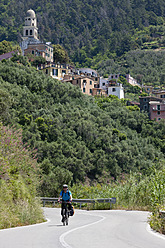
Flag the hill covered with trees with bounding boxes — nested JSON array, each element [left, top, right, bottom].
[[1, 0, 165, 85], [0, 60, 165, 197]]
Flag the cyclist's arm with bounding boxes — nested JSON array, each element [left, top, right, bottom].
[[70, 193, 72, 201], [58, 191, 62, 202]]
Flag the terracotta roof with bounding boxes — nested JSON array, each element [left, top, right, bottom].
[[0, 51, 16, 61]]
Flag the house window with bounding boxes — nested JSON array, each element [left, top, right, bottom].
[[26, 30, 28, 36], [30, 30, 33, 35], [28, 18, 31, 20], [83, 80, 86, 83], [52, 69, 58, 76], [115, 75, 118, 78], [46, 69, 48, 74], [144, 105, 147, 110], [83, 88, 85, 93], [112, 88, 116, 92], [157, 111, 160, 115], [77, 80, 79, 84], [158, 117, 161, 121], [90, 81, 92, 85], [32, 50, 34, 54], [90, 89, 92, 94], [32, 23, 34, 26], [102, 83, 105, 86], [95, 78, 97, 81], [62, 70, 66, 74], [111, 76, 113, 79], [157, 105, 160, 110], [143, 98, 147, 102]]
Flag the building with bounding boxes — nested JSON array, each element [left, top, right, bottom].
[[152, 90, 165, 99], [63, 75, 95, 96], [108, 74, 140, 87], [0, 51, 17, 61], [39, 63, 70, 80], [127, 101, 140, 107], [139, 96, 164, 113], [75, 68, 100, 88], [107, 84, 124, 99], [99, 77, 109, 90], [20, 9, 53, 62], [149, 101, 165, 121], [92, 88, 107, 96]]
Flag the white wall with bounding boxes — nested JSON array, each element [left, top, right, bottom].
[[100, 77, 108, 90], [108, 85, 124, 99]]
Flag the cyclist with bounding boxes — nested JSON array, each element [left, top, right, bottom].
[[58, 184, 72, 222]]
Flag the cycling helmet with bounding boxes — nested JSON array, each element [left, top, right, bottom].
[[63, 184, 68, 188]]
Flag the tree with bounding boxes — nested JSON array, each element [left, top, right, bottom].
[[31, 56, 46, 67], [53, 44, 69, 64], [0, 40, 21, 55]]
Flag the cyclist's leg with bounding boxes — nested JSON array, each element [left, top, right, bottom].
[[61, 202, 64, 222]]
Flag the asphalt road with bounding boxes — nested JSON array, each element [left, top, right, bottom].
[[0, 208, 165, 248]]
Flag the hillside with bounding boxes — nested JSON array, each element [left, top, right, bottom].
[[97, 49, 165, 86], [0, 123, 44, 229], [1, 0, 165, 63], [0, 60, 165, 196]]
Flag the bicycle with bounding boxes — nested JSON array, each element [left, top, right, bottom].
[[60, 201, 71, 226]]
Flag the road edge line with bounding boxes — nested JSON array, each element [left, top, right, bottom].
[[146, 223, 165, 240], [0, 218, 50, 232]]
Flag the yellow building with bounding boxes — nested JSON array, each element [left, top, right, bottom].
[[40, 63, 70, 80]]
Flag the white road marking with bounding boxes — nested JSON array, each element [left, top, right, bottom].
[[0, 218, 50, 232], [59, 212, 106, 248], [146, 223, 165, 241]]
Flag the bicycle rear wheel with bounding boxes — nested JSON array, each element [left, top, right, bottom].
[[65, 209, 69, 225], [62, 208, 66, 226]]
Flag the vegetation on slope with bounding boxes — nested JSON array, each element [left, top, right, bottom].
[[0, 0, 165, 60], [0, 60, 165, 197], [0, 124, 44, 229]]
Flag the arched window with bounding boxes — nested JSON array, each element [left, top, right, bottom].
[[30, 30, 33, 35], [26, 30, 28, 36]]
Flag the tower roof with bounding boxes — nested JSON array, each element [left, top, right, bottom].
[[26, 9, 36, 19]]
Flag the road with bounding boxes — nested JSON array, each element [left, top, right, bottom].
[[0, 208, 165, 248]]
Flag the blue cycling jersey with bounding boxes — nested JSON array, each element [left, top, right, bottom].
[[60, 190, 72, 201]]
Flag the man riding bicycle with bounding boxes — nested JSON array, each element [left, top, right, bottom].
[[58, 184, 72, 222]]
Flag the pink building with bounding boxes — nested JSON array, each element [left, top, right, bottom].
[[149, 101, 165, 121]]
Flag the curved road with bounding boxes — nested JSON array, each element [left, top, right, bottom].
[[0, 208, 165, 248]]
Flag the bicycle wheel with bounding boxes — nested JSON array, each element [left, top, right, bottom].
[[65, 209, 68, 225], [62, 208, 65, 226]]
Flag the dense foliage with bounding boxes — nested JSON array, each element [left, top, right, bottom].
[[0, 60, 165, 197], [71, 169, 165, 233], [0, 0, 165, 61], [0, 124, 44, 229], [97, 49, 165, 86], [1, 1, 165, 85]]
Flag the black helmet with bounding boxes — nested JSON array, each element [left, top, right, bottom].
[[63, 184, 68, 188]]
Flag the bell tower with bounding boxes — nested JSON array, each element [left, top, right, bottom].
[[23, 9, 38, 40]]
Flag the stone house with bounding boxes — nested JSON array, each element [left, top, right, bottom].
[[149, 101, 165, 121], [63, 76, 95, 96]]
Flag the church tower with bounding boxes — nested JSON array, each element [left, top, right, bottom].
[[23, 9, 38, 40]]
